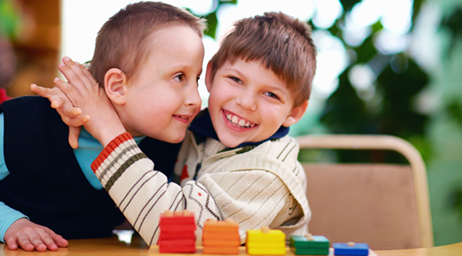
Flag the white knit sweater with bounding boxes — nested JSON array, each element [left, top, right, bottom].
[[91, 132, 311, 246]]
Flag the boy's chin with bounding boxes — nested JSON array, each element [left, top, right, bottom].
[[218, 137, 242, 148], [162, 133, 187, 144]]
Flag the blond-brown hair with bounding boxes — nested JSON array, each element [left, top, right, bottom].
[[90, 1, 206, 86], [209, 12, 316, 107]]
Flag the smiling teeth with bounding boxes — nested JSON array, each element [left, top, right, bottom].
[[226, 114, 255, 128]]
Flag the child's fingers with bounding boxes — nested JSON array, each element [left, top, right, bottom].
[[68, 126, 81, 149], [48, 231, 68, 248], [31, 84, 71, 110], [62, 57, 97, 91], [27, 235, 47, 252], [76, 61, 99, 86], [60, 101, 81, 117], [15, 235, 35, 252], [30, 83, 50, 96], [37, 231, 59, 251], [53, 78, 77, 97], [5, 236, 19, 250], [31, 84, 62, 107], [52, 234, 68, 248], [58, 61, 84, 93]]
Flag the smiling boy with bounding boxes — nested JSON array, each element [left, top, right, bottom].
[[35, 11, 316, 245]]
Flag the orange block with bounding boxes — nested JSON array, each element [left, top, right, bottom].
[[204, 219, 239, 232], [203, 232, 240, 241], [203, 239, 240, 247], [203, 219, 240, 255], [203, 246, 240, 255]]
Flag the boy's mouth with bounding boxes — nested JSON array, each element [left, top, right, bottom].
[[173, 114, 191, 123], [224, 111, 256, 128]]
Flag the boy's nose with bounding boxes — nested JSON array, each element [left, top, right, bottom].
[[235, 92, 257, 111], [185, 85, 201, 107]]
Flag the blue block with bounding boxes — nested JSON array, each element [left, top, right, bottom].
[[333, 243, 369, 256]]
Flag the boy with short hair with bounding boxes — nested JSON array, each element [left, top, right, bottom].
[[37, 11, 316, 246], [1, 2, 205, 251]]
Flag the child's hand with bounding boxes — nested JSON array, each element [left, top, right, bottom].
[[31, 84, 89, 149], [53, 57, 126, 147], [4, 218, 68, 252]]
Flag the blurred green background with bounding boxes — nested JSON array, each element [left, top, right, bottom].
[[2, 0, 462, 246]]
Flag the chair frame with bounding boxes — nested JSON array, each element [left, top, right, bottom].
[[297, 134, 433, 248]]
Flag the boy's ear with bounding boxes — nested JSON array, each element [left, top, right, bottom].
[[205, 61, 213, 92], [282, 100, 309, 127], [104, 68, 128, 105]]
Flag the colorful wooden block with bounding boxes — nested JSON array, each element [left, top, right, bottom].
[[293, 248, 330, 255], [158, 239, 196, 253], [246, 227, 286, 255], [290, 234, 330, 255], [159, 210, 196, 226], [333, 242, 369, 256], [203, 219, 240, 255], [202, 246, 240, 254], [158, 210, 196, 253]]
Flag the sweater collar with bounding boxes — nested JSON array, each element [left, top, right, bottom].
[[188, 109, 289, 148]]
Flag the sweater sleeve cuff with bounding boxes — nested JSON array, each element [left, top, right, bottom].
[[91, 132, 134, 172]]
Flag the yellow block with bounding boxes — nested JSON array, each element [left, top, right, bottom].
[[246, 229, 286, 243]]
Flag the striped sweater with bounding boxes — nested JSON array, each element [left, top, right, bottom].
[[92, 132, 311, 245]]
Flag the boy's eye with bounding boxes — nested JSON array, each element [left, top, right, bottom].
[[228, 76, 242, 84], [265, 92, 280, 100], [174, 73, 185, 82]]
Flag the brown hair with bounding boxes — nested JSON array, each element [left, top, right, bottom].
[[90, 1, 206, 86], [209, 12, 316, 107]]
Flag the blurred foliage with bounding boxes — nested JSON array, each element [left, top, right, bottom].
[[318, 0, 431, 164], [188, 0, 237, 40], [439, 5, 462, 220], [439, 5, 462, 143], [440, 7, 462, 57], [0, 0, 22, 39]]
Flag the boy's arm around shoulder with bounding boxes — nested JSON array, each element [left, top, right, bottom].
[[90, 133, 223, 246]]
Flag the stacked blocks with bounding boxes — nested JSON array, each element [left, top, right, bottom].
[[290, 234, 330, 255], [246, 226, 286, 255], [333, 242, 369, 256], [158, 210, 196, 253], [202, 219, 240, 254]]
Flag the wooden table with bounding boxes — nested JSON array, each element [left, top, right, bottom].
[[1, 235, 461, 256]]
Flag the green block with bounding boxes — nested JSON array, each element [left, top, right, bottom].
[[290, 247, 330, 255], [289, 235, 330, 249]]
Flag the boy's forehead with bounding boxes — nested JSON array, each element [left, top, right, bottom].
[[146, 25, 204, 51]]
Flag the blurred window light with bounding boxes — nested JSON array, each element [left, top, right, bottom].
[[216, 0, 316, 41], [374, 30, 411, 55], [312, 30, 349, 98], [381, 0, 412, 34], [239, 0, 316, 21], [342, 0, 413, 48], [312, 0, 343, 29], [348, 64, 376, 91], [166, 0, 214, 15], [343, 13, 372, 47], [350, 0, 383, 27]]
